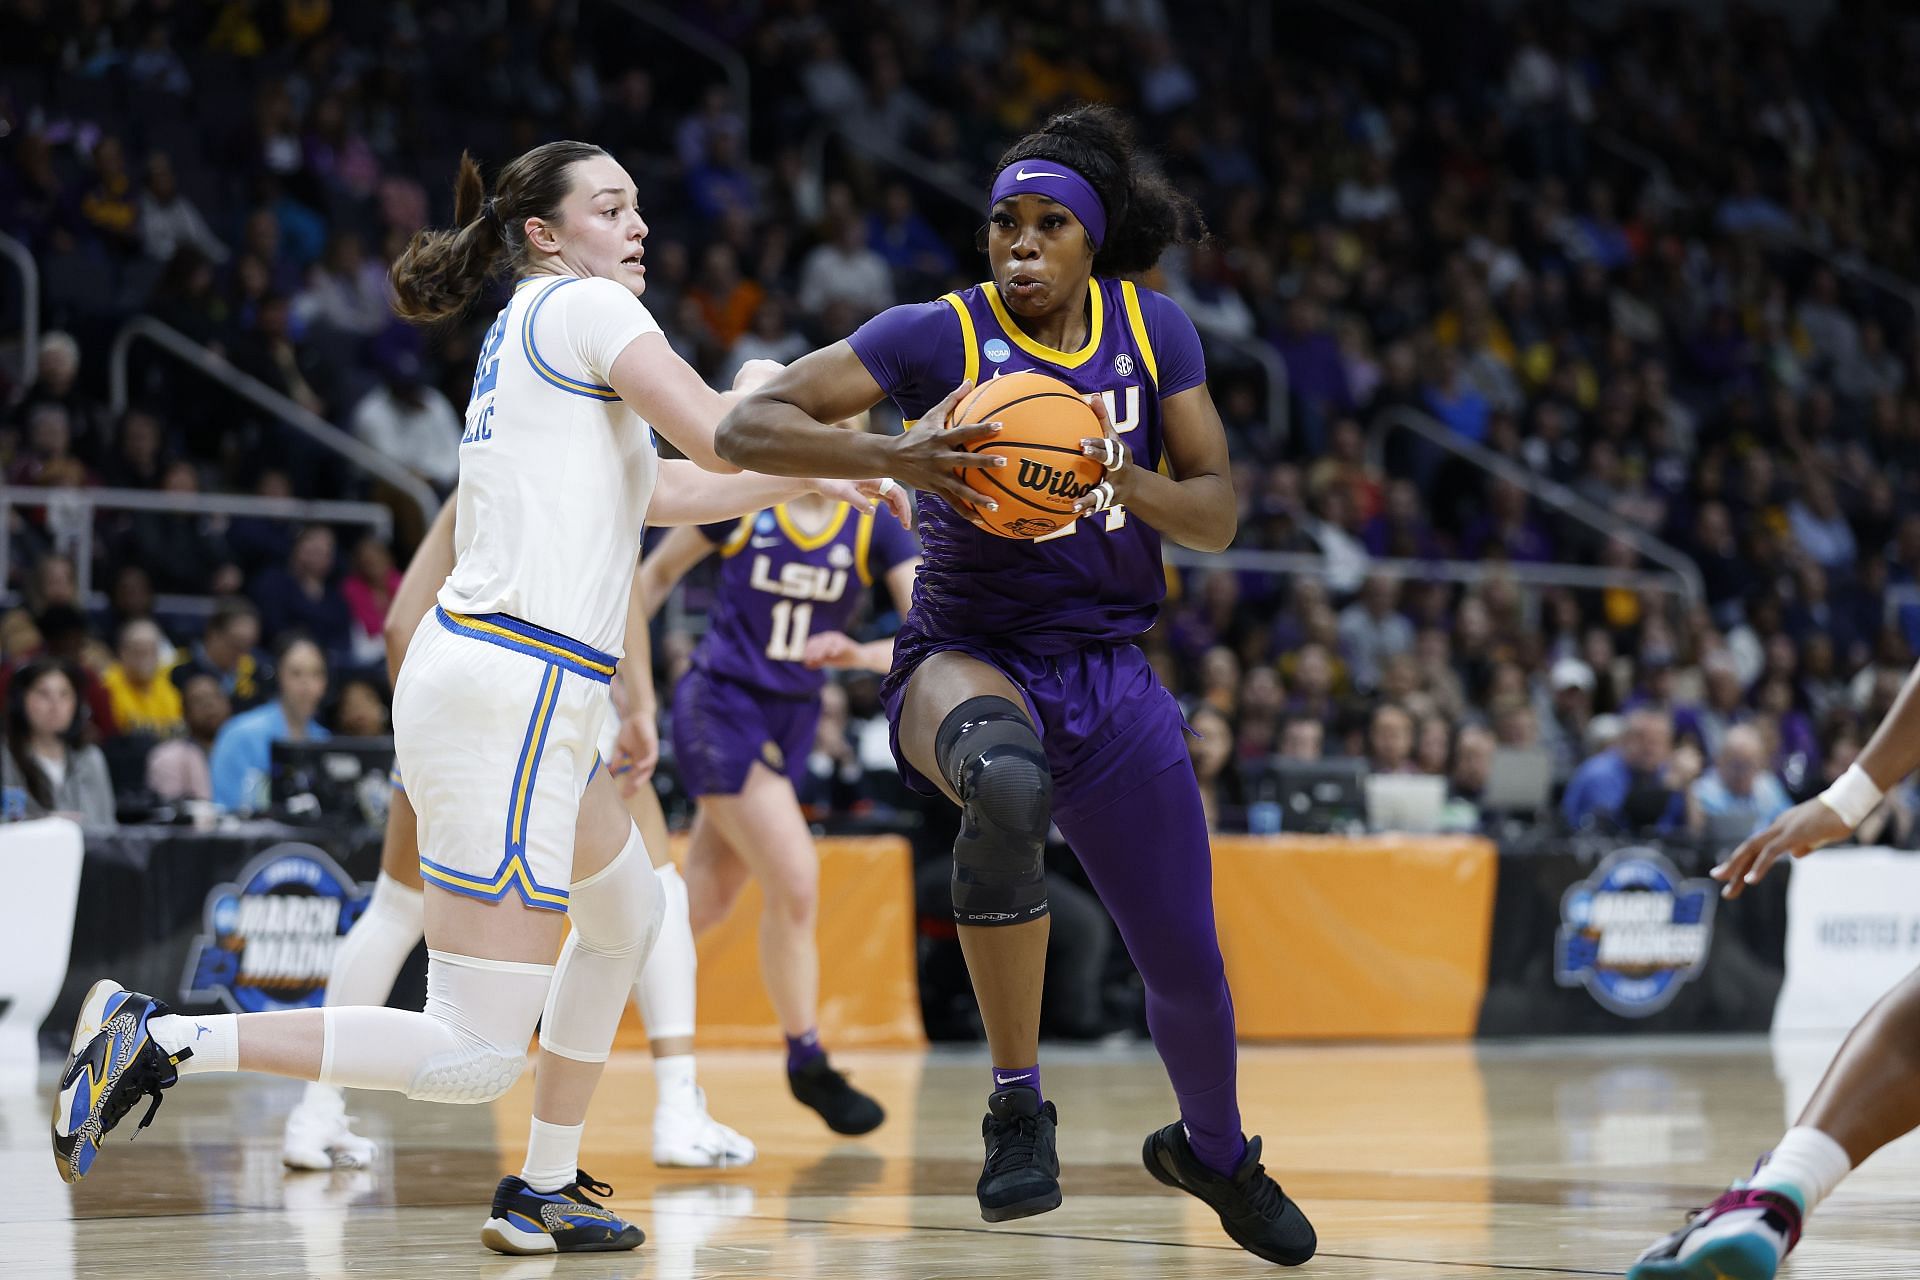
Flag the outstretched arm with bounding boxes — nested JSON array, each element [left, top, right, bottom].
[[647, 459, 910, 528], [1714, 659, 1920, 898], [715, 342, 1006, 513], [383, 496, 459, 683]]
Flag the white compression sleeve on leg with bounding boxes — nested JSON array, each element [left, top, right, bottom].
[[325, 873, 425, 1007], [540, 826, 665, 1063], [319, 950, 551, 1103], [634, 863, 697, 1042]]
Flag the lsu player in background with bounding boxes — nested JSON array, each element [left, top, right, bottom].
[[53, 139, 939, 1255], [1630, 659, 1920, 1278], [712, 105, 1317, 1266], [281, 495, 752, 1174], [637, 419, 919, 1135]]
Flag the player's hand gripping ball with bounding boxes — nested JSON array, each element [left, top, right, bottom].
[[948, 370, 1106, 539]]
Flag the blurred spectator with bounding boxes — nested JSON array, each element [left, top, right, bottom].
[[209, 635, 329, 813], [139, 152, 227, 264], [798, 214, 893, 319], [30, 605, 119, 738], [721, 297, 810, 387], [1686, 724, 1791, 843], [101, 620, 183, 738], [1, 659, 115, 826], [147, 671, 231, 803], [333, 676, 390, 736], [252, 526, 353, 660], [294, 234, 391, 337], [1561, 708, 1695, 833], [1786, 476, 1857, 572], [1441, 723, 1497, 831], [351, 349, 461, 491], [1277, 714, 1324, 763], [1336, 574, 1412, 693], [172, 598, 273, 711], [341, 535, 402, 670], [1186, 703, 1239, 832], [1367, 702, 1416, 775]]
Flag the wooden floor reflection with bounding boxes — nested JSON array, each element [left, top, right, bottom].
[[8, 1037, 1920, 1277]]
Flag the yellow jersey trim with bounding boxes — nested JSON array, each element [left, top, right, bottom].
[[1120, 281, 1160, 387], [939, 292, 979, 388], [718, 516, 754, 558], [855, 511, 877, 586], [982, 279, 1105, 370], [775, 502, 850, 552], [441, 611, 617, 677]]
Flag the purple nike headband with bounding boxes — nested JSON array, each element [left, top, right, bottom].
[[988, 161, 1107, 250]]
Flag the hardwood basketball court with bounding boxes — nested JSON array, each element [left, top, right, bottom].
[[7, 1038, 1920, 1277]]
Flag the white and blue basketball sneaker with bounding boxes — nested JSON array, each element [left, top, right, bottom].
[[1628, 1185, 1802, 1279], [51, 980, 192, 1183], [480, 1169, 644, 1255]]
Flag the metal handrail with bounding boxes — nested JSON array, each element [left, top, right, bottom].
[[1367, 406, 1705, 603], [1164, 545, 1693, 598], [0, 231, 40, 407], [0, 486, 393, 601], [802, 122, 1289, 443], [106, 317, 438, 532], [594, 0, 751, 158]]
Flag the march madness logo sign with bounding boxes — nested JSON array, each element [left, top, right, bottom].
[[181, 844, 369, 1013], [1554, 847, 1717, 1017]]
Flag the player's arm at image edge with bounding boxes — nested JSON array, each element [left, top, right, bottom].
[[714, 342, 896, 479]]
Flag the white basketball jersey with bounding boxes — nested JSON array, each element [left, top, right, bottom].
[[438, 274, 661, 656]]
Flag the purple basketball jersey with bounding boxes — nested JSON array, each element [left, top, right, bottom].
[[691, 502, 918, 699], [848, 277, 1207, 655]]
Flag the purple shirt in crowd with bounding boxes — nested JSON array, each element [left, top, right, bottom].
[[692, 502, 918, 699], [848, 277, 1206, 654]]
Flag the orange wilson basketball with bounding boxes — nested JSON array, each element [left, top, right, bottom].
[[949, 370, 1104, 539]]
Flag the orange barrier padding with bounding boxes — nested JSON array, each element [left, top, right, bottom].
[[616, 835, 925, 1051], [1212, 835, 1498, 1039]]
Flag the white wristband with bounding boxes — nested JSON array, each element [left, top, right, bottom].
[[1818, 763, 1884, 829]]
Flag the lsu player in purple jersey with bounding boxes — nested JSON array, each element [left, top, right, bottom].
[[712, 106, 1316, 1265], [637, 420, 920, 1135]]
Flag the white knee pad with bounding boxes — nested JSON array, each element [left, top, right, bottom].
[[635, 862, 697, 1041], [540, 826, 665, 1063], [362, 948, 552, 1105]]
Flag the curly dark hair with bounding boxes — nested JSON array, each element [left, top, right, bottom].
[[993, 103, 1206, 276]]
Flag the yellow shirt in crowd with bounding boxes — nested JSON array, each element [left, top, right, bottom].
[[101, 664, 184, 737]]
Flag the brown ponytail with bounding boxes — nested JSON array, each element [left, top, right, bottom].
[[390, 140, 611, 326]]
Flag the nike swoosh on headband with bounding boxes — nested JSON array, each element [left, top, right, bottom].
[[1014, 168, 1067, 181]]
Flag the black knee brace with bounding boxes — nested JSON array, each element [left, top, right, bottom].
[[936, 696, 1052, 927]]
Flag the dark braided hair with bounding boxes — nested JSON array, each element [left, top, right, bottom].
[[993, 104, 1205, 277], [390, 140, 609, 324]]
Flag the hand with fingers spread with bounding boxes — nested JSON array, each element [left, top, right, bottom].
[[1072, 390, 1128, 518], [1711, 797, 1855, 899], [880, 380, 1007, 521]]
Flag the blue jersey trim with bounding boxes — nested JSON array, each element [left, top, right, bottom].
[[435, 607, 616, 683], [522, 278, 621, 402]]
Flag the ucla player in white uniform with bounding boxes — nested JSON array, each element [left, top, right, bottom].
[[52, 140, 926, 1255]]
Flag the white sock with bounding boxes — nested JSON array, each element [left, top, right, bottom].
[[1750, 1126, 1853, 1213], [634, 864, 697, 1041], [1679, 1126, 1851, 1264], [520, 1117, 584, 1193], [298, 1080, 345, 1115], [654, 1053, 698, 1110], [149, 1013, 239, 1075]]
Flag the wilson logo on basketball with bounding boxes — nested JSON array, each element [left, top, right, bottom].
[[1016, 458, 1093, 500]]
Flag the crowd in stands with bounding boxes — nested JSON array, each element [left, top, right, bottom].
[[0, 1, 1917, 847]]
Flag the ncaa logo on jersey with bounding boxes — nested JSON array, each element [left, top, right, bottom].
[[755, 512, 776, 534], [829, 544, 853, 568], [1114, 353, 1135, 377], [984, 338, 1011, 364]]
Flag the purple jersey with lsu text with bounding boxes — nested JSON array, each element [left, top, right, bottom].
[[690, 502, 918, 699], [848, 277, 1206, 655]]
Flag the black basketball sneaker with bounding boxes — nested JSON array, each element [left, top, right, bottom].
[[978, 1087, 1062, 1222], [1143, 1122, 1317, 1266], [788, 1055, 885, 1135]]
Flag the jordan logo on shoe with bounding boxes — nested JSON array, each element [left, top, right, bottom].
[[194, 1024, 211, 1040]]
